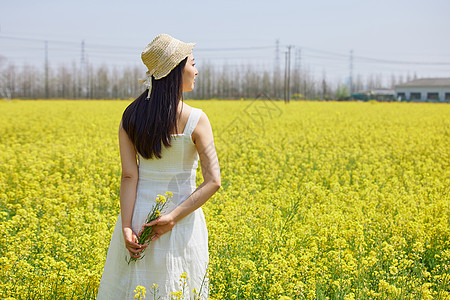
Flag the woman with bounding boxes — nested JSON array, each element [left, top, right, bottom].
[[97, 34, 221, 299]]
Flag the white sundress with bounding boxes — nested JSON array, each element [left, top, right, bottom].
[[97, 107, 209, 299]]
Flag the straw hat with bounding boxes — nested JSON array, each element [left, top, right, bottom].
[[141, 33, 195, 77], [139, 34, 195, 98]]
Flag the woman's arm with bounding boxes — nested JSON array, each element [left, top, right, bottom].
[[143, 112, 221, 240], [172, 111, 221, 220], [118, 121, 147, 258]]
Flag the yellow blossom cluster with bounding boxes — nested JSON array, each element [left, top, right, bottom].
[[0, 99, 448, 299], [156, 194, 167, 204], [134, 285, 146, 299]]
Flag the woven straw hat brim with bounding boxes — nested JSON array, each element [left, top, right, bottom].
[[141, 34, 195, 80], [153, 42, 195, 79]]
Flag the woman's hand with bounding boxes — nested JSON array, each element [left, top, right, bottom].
[[139, 214, 176, 242], [123, 226, 147, 259]]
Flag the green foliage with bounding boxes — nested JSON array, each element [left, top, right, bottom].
[[336, 84, 350, 100]]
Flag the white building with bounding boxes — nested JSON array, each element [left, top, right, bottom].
[[395, 78, 450, 102]]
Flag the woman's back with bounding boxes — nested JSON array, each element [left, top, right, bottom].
[[136, 107, 203, 211], [138, 106, 202, 174]]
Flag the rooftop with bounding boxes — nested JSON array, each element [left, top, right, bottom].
[[395, 78, 450, 88], [354, 89, 395, 95]]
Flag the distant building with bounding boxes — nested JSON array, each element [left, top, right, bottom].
[[395, 78, 450, 102], [351, 89, 395, 101]]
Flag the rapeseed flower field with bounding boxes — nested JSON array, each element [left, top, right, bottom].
[[0, 99, 449, 299]]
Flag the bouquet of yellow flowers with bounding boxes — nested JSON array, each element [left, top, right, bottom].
[[127, 191, 173, 264]]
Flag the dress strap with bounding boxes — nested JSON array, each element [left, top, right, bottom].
[[183, 108, 203, 136]]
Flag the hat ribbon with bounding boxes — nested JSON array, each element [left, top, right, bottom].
[[138, 71, 154, 99]]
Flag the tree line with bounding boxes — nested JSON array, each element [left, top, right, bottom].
[[0, 57, 416, 100]]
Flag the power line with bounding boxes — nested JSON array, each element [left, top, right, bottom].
[[301, 46, 349, 58], [300, 45, 450, 66], [2, 34, 450, 65], [0, 35, 79, 45], [355, 55, 450, 66], [195, 46, 275, 52]]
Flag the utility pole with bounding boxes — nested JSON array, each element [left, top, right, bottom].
[[284, 45, 293, 103], [349, 49, 353, 96], [295, 48, 301, 71], [275, 39, 280, 69], [294, 48, 301, 95], [45, 41, 49, 99], [274, 39, 280, 99], [287, 46, 292, 103], [284, 51, 288, 103], [80, 40, 85, 99]]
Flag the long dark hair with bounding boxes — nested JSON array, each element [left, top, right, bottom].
[[122, 57, 187, 159]]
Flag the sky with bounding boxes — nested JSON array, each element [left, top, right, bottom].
[[1, 0, 450, 85]]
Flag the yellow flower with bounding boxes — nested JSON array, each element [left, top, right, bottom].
[[165, 191, 173, 198], [169, 290, 183, 300], [133, 285, 146, 299], [389, 265, 398, 276], [155, 210, 161, 217], [156, 195, 166, 203]]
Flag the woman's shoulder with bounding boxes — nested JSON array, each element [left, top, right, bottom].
[[182, 103, 202, 112], [186, 105, 206, 122], [182, 104, 204, 121], [191, 108, 212, 144]]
